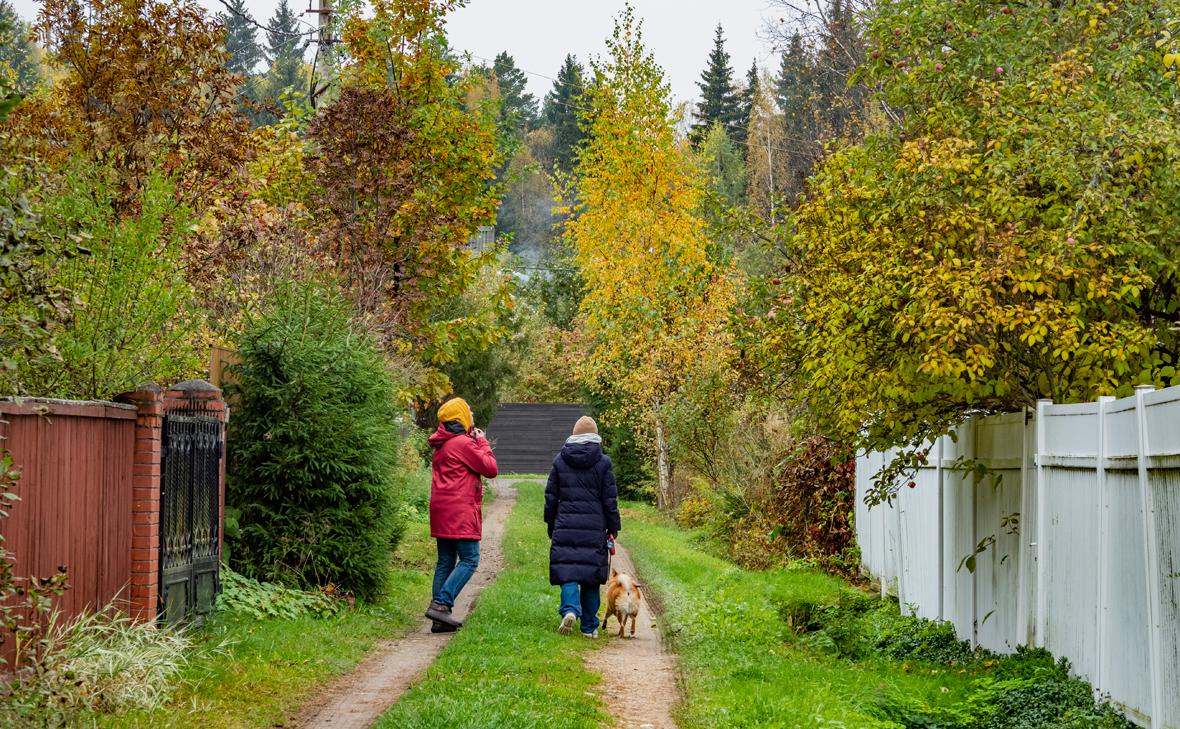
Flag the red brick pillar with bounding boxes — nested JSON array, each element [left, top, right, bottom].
[[118, 384, 164, 621]]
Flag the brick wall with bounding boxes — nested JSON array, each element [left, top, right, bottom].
[[121, 384, 164, 620]]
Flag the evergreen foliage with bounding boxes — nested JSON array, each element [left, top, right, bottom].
[[226, 284, 403, 602], [690, 24, 741, 147], [0, 0, 38, 96], [492, 51, 538, 131], [776, 32, 819, 201], [542, 54, 586, 174], [254, 0, 306, 113], [218, 0, 262, 77], [813, 0, 864, 140], [733, 59, 758, 153]]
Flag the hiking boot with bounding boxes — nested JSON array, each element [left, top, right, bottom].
[[431, 620, 460, 634], [426, 601, 462, 629], [558, 612, 577, 635]]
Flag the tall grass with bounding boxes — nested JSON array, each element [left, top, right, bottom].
[[2, 607, 192, 726]]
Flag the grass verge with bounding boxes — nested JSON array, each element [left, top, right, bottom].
[[95, 476, 437, 729], [373, 480, 606, 729], [621, 502, 1132, 729]]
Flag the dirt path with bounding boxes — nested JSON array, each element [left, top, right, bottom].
[[291, 479, 517, 729], [586, 544, 680, 729]]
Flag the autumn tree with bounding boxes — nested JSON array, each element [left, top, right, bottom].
[[568, 6, 736, 509], [746, 71, 787, 223], [308, 0, 507, 403], [762, 0, 1180, 501], [18, 0, 247, 212], [543, 53, 586, 175], [690, 24, 741, 147], [699, 123, 745, 209]]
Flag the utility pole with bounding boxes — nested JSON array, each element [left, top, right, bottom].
[[307, 0, 330, 44], [305, 0, 333, 101]]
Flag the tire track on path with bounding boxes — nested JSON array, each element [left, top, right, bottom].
[[291, 479, 516, 729], [586, 544, 680, 729]]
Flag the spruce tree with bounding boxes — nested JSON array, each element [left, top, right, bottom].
[[218, 0, 262, 78], [734, 59, 758, 154], [690, 24, 741, 147], [264, 0, 305, 94], [0, 0, 38, 95], [777, 32, 819, 201], [815, 0, 865, 138], [492, 51, 538, 132], [227, 285, 402, 602], [542, 54, 586, 174]]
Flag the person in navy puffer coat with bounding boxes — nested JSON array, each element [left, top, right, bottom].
[[544, 415, 621, 638]]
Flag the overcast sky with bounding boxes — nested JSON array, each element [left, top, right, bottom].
[[9, 0, 786, 106]]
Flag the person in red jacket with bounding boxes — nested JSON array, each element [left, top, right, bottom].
[[424, 397, 498, 632]]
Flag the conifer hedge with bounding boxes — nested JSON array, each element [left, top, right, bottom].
[[226, 285, 401, 602]]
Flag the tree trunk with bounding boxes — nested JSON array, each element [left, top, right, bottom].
[[654, 415, 672, 511]]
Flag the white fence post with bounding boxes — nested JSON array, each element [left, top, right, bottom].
[[1015, 407, 1035, 647], [1034, 398, 1051, 648], [1135, 385, 1163, 729], [1095, 395, 1114, 696], [936, 435, 946, 621]]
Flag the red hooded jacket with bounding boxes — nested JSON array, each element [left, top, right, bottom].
[[427, 425, 499, 539]]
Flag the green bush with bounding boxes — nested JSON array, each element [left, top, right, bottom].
[[967, 647, 1135, 729], [782, 590, 1135, 729], [226, 284, 403, 602], [8, 162, 203, 399]]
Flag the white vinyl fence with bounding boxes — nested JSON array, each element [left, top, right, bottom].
[[856, 385, 1180, 728]]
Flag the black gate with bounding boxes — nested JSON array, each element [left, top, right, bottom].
[[159, 406, 223, 625]]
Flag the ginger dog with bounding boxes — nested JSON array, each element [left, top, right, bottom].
[[604, 568, 642, 638]]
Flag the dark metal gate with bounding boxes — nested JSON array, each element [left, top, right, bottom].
[[159, 407, 223, 625]]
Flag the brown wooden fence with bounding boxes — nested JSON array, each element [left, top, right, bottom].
[[0, 399, 136, 619], [0, 382, 227, 635]]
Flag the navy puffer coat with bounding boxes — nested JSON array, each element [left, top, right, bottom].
[[544, 440, 621, 586]]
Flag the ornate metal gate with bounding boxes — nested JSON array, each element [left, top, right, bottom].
[[159, 404, 223, 625]]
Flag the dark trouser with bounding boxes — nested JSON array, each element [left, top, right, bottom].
[[559, 582, 601, 634], [433, 538, 480, 607]]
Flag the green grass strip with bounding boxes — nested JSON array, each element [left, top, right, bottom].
[[374, 480, 607, 729], [621, 503, 984, 729], [100, 512, 436, 728]]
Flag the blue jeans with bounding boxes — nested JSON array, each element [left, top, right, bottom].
[[559, 582, 601, 634], [433, 538, 480, 607]]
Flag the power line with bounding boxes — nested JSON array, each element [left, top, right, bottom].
[[214, 0, 320, 41]]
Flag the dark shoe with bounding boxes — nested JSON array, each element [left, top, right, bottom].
[[426, 602, 462, 628], [431, 619, 460, 634]]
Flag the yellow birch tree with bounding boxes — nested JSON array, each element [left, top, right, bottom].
[[566, 6, 736, 509]]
